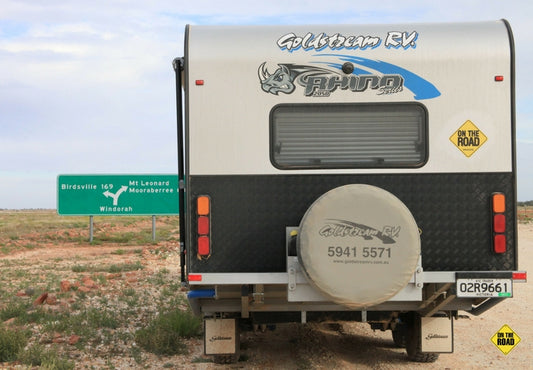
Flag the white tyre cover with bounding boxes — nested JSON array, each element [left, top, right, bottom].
[[297, 184, 420, 308]]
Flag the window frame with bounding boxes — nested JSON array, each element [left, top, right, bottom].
[[269, 102, 429, 170]]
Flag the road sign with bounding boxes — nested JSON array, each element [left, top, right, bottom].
[[491, 324, 521, 355], [58, 174, 179, 215]]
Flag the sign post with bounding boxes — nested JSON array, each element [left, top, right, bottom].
[[89, 216, 94, 243], [152, 215, 156, 241]]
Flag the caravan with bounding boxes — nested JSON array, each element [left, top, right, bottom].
[[173, 20, 526, 362]]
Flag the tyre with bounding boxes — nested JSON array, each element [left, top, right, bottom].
[[405, 312, 439, 363], [213, 353, 240, 364], [297, 184, 421, 308], [392, 322, 407, 348]]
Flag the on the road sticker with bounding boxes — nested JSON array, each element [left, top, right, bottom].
[[491, 324, 521, 355], [450, 120, 487, 157]]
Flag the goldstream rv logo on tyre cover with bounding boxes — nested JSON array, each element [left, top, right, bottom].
[[258, 30, 440, 100], [318, 219, 400, 244]]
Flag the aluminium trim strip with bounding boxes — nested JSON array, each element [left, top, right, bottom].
[[189, 271, 455, 285], [188, 271, 521, 285], [189, 273, 288, 285]]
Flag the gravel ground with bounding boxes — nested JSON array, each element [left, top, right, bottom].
[[1, 223, 531, 369], [193, 223, 532, 369]]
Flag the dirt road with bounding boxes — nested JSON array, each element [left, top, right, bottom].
[[191, 224, 532, 369]]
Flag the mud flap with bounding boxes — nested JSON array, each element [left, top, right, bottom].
[[420, 316, 453, 353], [204, 318, 239, 356]]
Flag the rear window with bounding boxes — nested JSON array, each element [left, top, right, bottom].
[[270, 103, 428, 169]]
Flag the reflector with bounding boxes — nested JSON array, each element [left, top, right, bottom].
[[188, 274, 202, 281], [512, 272, 527, 281]]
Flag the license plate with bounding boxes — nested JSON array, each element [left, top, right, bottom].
[[456, 279, 512, 298]]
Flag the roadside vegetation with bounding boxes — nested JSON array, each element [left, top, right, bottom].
[[0, 210, 202, 368], [0, 210, 178, 255], [517, 205, 533, 223]]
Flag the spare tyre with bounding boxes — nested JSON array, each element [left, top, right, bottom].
[[297, 184, 420, 308]]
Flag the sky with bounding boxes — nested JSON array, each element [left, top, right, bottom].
[[1, 0, 533, 209]]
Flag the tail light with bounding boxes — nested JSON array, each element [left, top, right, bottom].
[[197, 195, 211, 257], [491, 193, 506, 254]]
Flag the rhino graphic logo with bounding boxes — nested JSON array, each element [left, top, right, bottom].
[[258, 62, 338, 96], [258, 62, 295, 95]]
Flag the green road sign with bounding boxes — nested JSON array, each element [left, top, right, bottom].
[[57, 174, 179, 215]]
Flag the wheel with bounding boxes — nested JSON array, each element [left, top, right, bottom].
[[213, 353, 239, 364], [405, 312, 439, 363], [392, 322, 407, 348]]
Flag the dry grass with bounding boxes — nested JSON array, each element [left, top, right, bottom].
[[517, 206, 533, 223], [0, 210, 179, 255], [0, 210, 201, 369]]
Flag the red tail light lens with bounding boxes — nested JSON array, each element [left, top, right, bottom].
[[198, 236, 210, 256], [494, 234, 506, 254], [198, 216, 210, 235], [493, 214, 506, 233]]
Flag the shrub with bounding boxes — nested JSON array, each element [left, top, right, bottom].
[[135, 308, 201, 355], [0, 300, 28, 321], [0, 325, 28, 362], [86, 307, 119, 329], [18, 344, 74, 369]]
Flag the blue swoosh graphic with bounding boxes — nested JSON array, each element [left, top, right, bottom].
[[316, 54, 441, 100]]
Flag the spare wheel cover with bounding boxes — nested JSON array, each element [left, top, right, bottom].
[[297, 184, 420, 308]]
